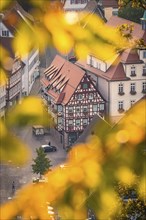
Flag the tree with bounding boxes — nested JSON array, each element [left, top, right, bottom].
[[118, 1, 144, 23], [32, 147, 52, 178], [118, 0, 146, 10], [0, 1, 146, 220]]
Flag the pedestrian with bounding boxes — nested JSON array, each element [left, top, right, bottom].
[[48, 142, 51, 146], [12, 181, 15, 194]]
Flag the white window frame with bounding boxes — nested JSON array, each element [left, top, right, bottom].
[[118, 101, 124, 110]]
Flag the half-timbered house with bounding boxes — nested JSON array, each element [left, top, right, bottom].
[[1, 37, 24, 108], [41, 55, 105, 147]]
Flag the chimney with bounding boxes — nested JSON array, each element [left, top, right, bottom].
[[141, 10, 146, 30]]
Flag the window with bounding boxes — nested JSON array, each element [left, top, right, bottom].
[[2, 30, 9, 37], [93, 104, 97, 112], [118, 101, 124, 112], [143, 51, 146, 58], [76, 106, 80, 112], [118, 83, 124, 95], [78, 94, 82, 100], [143, 64, 146, 76], [142, 82, 146, 93], [130, 83, 136, 94], [83, 119, 88, 125], [58, 117, 62, 124], [75, 119, 80, 126], [58, 105, 62, 112], [130, 100, 135, 107], [89, 93, 93, 99], [83, 83, 88, 89], [99, 104, 104, 111], [89, 56, 93, 66], [68, 120, 73, 125], [130, 66, 136, 76], [68, 106, 73, 113], [83, 106, 88, 112]]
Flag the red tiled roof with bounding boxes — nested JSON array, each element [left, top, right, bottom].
[[76, 55, 128, 81], [56, 92, 65, 104], [41, 78, 50, 87], [107, 16, 146, 43], [121, 49, 144, 64], [42, 55, 85, 105], [102, 0, 118, 8]]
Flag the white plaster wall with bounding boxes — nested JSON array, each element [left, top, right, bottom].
[[21, 49, 39, 95], [104, 8, 113, 21], [0, 85, 6, 117], [109, 80, 145, 118], [124, 63, 143, 79], [0, 22, 13, 37]]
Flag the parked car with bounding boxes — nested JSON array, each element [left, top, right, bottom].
[[32, 125, 44, 136], [68, 56, 77, 63], [41, 145, 57, 152]]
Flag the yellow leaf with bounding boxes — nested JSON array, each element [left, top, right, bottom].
[[52, 29, 73, 54]]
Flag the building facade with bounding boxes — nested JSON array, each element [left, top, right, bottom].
[[1, 36, 24, 108], [76, 15, 146, 123], [0, 84, 6, 119], [6, 57, 24, 108], [41, 55, 105, 147], [0, 1, 40, 96]]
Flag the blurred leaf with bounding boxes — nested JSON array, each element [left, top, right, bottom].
[[0, 120, 30, 165], [0, 68, 7, 86], [12, 23, 34, 57], [0, 0, 11, 10], [6, 96, 53, 127]]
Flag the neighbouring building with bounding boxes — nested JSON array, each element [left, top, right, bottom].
[[76, 14, 146, 123], [64, 0, 105, 21], [1, 37, 24, 108], [0, 1, 40, 96], [101, 0, 118, 21], [41, 55, 105, 147], [0, 84, 6, 119]]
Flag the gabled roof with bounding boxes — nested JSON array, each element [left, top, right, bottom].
[[107, 16, 146, 43], [76, 54, 129, 81], [41, 55, 85, 105], [121, 49, 144, 64]]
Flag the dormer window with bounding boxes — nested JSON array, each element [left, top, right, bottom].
[[130, 66, 136, 77], [89, 56, 93, 67]]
